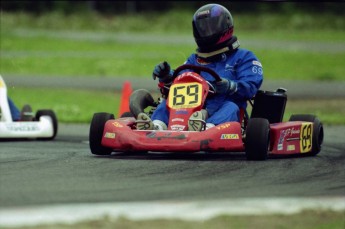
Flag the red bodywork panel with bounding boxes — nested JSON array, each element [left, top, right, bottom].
[[269, 121, 314, 155], [101, 117, 244, 153]]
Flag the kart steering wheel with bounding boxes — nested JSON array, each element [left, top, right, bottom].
[[172, 64, 222, 82], [172, 64, 222, 95]]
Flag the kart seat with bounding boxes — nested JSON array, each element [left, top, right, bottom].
[[249, 88, 287, 124]]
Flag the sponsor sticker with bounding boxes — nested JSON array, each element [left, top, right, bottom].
[[6, 123, 40, 132], [287, 145, 295, 151], [221, 134, 239, 140], [216, 123, 231, 130], [171, 125, 185, 131], [112, 122, 123, 128], [277, 130, 287, 150], [104, 132, 116, 139], [285, 127, 301, 136], [197, 10, 210, 17], [172, 118, 184, 122], [252, 61, 262, 67], [175, 110, 188, 115]]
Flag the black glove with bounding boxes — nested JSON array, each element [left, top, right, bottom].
[[215, 78, 237, 95], [152, 61, 173, 84]]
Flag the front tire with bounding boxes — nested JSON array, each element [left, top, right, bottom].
[[89, 112, 114, 155], [289, 114, 324, 156], [245, 118, 270, 160]]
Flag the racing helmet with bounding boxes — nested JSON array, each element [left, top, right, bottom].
[[192, 4, 234, 53]]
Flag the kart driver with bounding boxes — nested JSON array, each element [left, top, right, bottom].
[[7, 97, 34, 121], [137, 3, 263, 131]]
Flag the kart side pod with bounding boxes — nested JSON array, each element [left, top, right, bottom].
[[251, 88, 287, 124]]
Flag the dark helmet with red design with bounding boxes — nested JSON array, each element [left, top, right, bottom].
[[192, 4, 234, 53]]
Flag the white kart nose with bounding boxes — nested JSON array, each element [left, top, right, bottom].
[[0, 116, 55, 139], [0, 75, 14, 122]]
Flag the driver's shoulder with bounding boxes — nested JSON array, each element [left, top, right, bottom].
[[233, 48, 255, 57]]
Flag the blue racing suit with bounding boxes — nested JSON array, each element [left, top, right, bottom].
[[8, 97, 21, 121], [151, 48, 263, 125]]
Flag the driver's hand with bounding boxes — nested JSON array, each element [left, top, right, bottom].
[[152, 61, 173, 83], [215, 78, 237, 95]]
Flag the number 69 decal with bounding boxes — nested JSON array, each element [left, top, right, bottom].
[[168, 82, 202, 109], [300, 123, 313, 153]]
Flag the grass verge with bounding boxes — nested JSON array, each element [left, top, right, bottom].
[[8, 87, 345, 125]]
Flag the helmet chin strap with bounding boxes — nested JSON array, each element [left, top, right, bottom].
[[196, 36, 240, 62]]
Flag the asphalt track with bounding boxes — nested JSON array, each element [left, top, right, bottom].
[[0, 123, 344, 208]]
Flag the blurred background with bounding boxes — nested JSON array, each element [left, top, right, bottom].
[[1, 1, 342, 16]]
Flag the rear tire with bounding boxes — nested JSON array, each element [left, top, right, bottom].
[[36, 109, 58, 140], [289, 114, 324, 156], [89, 112, 114, 155], [245, 118, 270, 160]]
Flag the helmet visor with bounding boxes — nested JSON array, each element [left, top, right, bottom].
[[194, 13, 230, 37]]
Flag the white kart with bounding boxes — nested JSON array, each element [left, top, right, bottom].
[[0, 75, 58, 140]]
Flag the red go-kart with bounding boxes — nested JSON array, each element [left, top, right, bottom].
[[89, 64, 323, 160]]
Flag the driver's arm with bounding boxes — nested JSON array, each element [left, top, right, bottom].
[[152, 61, 174, 98], [232, 52, 263, 100]]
